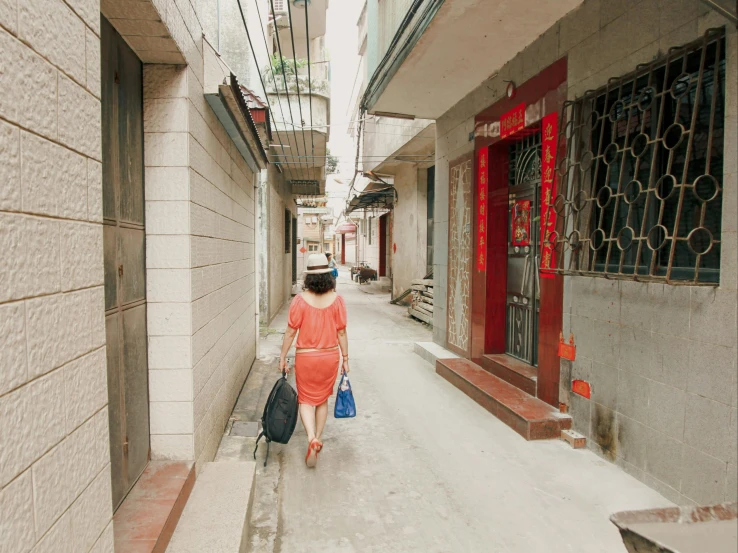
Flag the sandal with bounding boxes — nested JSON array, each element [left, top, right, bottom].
[[305, 439, 321, 468]]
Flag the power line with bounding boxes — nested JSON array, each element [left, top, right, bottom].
[[250, 0, 300, 180], [235, 0, 293, 180], [269, 0, 306, 177], [284, 0, 310, 179], [303, 0, 315, 166]]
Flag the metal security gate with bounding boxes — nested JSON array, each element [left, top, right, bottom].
[[506, 133, 542, 366], [101, 17, 150, 510]]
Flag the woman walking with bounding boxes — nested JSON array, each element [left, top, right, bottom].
[[279, 253, 349, 468]]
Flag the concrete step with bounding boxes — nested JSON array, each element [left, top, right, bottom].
[[481, 353, 538, 396], [113, 461, 195, 553], [414, 341, 459, 367], [436, 358, 571, 440], [166, 462, 256, 553]]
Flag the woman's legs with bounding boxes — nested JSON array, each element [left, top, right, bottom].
[[299, 403, 317, 443], [315, 401, 329, 442]]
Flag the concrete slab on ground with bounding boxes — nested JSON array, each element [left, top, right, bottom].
[[414, 340, 459, 366], [166, 462, 256, 553]]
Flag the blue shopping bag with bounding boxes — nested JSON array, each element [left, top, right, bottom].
[[334, 372, 356, 418], [331, 267, 339, 278]]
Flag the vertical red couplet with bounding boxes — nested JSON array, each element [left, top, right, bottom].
[[540, 112, 558, 278]]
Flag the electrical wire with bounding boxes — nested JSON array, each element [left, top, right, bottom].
[[268, 0, 307, 177], [235, 0, 294, 180], [285, 0, 310, 178], [250, 0, 300, 179], [304, 0, 316, 166]]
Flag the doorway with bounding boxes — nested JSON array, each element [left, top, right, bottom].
[[101, 16, 150, 510], [427, 166, 435, 274], [292, 216, 297, 283], [378, 213, 389, 277], [504, 133, 541, 366]]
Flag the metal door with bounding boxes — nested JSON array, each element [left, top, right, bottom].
[[427, 166, 435, 274], [292, 216, 297, 283], [101, 16, 150, 510], [379, 214, 388, 276], [505, 133, 541, 366]]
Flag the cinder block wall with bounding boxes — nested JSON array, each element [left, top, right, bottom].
[[143, 61, 259, 470], [0, 0, 113, 552], [390, 164, 429, 298], [266, 166, 295, 323], [432, 0, 737, 505]]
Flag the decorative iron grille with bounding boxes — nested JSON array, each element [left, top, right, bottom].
[[549, 28, 726, 285], [508, 132, 542, 188]]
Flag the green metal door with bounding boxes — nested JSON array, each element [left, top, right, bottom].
[[101, 16, 150, 511]]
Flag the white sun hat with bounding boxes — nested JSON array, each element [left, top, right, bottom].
[[304, 253, 333, 274]]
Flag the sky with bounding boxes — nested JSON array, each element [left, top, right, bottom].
[[325, 0, 364, 178], [323, 0, 365, 220]]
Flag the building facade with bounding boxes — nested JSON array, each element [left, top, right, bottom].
[[348, 1, 435, 301], [364, 0, 737, 506], [1, 0, 270, 551]]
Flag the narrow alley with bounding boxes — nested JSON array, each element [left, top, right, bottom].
[[215, 271, 668, 553], [2, 1, 736, 552]]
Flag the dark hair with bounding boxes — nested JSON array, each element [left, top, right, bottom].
[[303, 272, 336, 294]]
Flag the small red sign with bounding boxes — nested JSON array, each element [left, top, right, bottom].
[[540, 112, 559, 278], [558, 332, 576, 361], [299, 247, 307, 254], [572, 380, 590, 399], [500, 103, 525, 138], [511, 200, 531, 247], [476, 147, 489, 272]]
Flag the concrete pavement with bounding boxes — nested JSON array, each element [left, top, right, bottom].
[[219, 269, 671, 553]]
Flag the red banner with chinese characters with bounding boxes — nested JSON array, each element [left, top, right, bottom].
[[500, 103, 525, 138], [540, 112, 558, 278], [476, 147, 489, 272], [511, 200, 531, 247]]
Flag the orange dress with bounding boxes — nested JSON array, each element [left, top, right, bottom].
[[288, 294, 348, 406]]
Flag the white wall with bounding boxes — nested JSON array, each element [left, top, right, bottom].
[[0, 1, 111, 551], [266, 164, 295, 323], [145, 26, 260, 471], [0, 1, 264, 549], [389, 165, 428, 298]]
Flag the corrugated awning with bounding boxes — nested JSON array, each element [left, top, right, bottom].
[[335, 223, 357, 234], [345, 186, 396, 214]]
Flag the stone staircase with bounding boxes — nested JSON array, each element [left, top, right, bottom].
[[436, 356, 571, 440]]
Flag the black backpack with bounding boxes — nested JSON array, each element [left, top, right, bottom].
[[253, 373, 298, 466]]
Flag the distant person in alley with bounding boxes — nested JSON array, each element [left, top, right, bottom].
[[326, 252, 339, 282], [279, 253, 349, 468]]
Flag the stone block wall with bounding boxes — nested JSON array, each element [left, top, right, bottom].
[[144, 55, 258, 472], [0, 0, 113, 551], [432, 0, 737, 504], [390, 164, 429, 298], [266, 165, 295, 324], [1, 0, 261, 547]]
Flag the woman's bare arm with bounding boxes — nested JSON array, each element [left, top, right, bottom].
[[338, 328, 349, 373], [279, 327, 298, 372]]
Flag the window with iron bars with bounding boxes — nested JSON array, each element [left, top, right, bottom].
[[550, 29, 726, 285]]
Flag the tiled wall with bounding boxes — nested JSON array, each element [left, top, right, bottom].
[[389, 164, 429, 298], [267, 166, 295, 323], [144, 19, 259, 470], [0, 0, 113, 551], [432, 0, 737, 504]]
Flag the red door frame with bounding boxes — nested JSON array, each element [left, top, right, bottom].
[[469, 58, 568, 407], [378, 214, 388, 276], [341, 234, 346, 265]]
